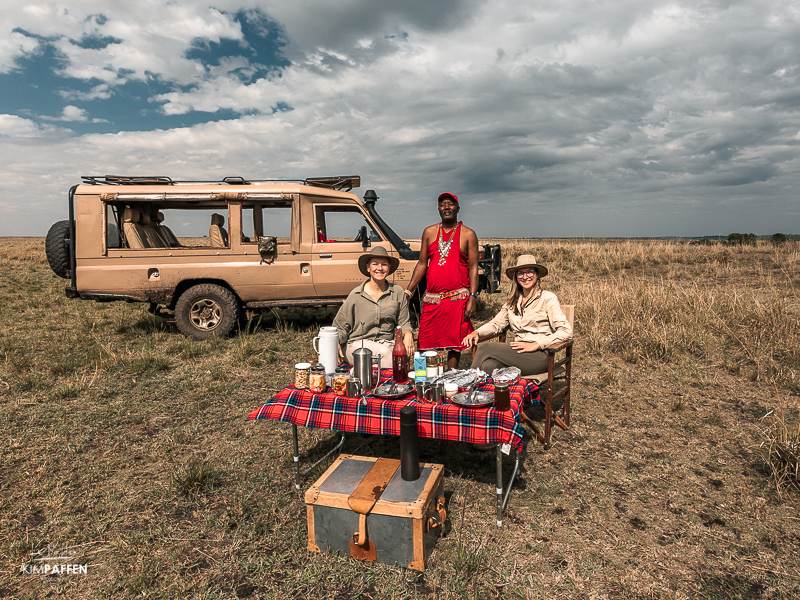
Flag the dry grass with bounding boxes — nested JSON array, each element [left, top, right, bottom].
[[759, 409, 800, 495], [1, 236, 800, 599], [486, 238, 800, 392]]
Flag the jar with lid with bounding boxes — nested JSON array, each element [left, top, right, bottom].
[[425, 351, 439, 380], [294, 362, 311, 389], [332, 365, 350, 396], [494, 381, 510, 411], [309, 364, 327, 394]]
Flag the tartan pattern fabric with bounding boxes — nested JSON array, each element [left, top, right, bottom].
[[247, 369, 539, 451]]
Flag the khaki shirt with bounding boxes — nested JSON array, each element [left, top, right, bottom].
[[474, 290, 572, 350], [333, 280, 413, 347]]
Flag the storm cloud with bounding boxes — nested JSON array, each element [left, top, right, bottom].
[[0, 0, 798, 237]]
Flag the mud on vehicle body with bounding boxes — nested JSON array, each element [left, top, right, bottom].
[[46, 175, 503, 339]]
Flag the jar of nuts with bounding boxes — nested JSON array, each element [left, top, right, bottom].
[[294, 362, 311, 389]]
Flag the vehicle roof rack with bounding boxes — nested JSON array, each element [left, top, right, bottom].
[[79, 174, 361, 191], [81, 175, 174, 185], [304, 176, 361, 191]]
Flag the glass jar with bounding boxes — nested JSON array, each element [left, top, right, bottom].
[[425, 351, 439, 380], [494, 381, 510, 411], [333, 366, 350, 396], [309, 364, 327, 394], [294, 362, 311, 389]]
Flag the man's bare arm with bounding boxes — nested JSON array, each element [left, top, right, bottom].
[[463, 226, 479, 294], [463, 226, 479, 319], [405, 225, 435, 294]]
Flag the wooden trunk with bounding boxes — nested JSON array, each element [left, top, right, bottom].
[[305, 454, 446, 571]]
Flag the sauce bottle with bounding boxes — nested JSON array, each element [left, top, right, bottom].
[[392, 326, 409, 383]]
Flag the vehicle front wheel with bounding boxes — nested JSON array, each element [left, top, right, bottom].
[[174, 284, 240, 340]]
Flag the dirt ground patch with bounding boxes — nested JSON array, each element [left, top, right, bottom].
[[1, 236, 798, 599]]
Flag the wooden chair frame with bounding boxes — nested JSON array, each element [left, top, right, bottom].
[[521, 339, 572, 449]]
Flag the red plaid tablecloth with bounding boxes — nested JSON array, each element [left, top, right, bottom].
[[247, 369, 539, 451]]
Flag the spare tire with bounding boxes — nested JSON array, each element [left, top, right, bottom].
[[45, 220, 71, 279]]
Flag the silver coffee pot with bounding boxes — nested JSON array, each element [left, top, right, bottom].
[[352, 346, 373, 391], [352, 322, 374, 391]]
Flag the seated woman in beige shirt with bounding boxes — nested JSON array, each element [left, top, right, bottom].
[[462, 255, 572, 375], [332, 247, 415, 369]]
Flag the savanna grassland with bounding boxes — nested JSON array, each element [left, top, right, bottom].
[[1, 236, 799, 599]]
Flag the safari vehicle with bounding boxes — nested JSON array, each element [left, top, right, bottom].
[[45, 175, 503, 339]]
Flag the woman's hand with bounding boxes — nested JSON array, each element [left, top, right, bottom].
[[403, 330, 415, 357], [461, 331, 480, 348], [510, 340, 541, 353]]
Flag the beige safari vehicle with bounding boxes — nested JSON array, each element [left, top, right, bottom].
[[46, 175, 503, 339]]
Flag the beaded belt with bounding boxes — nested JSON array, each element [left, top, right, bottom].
[[422, 287, 469, 305]]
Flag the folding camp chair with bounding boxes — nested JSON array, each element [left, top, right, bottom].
[[472, 305, 574, 449]]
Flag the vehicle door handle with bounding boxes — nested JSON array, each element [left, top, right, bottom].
[[318, 254, 333, 258]]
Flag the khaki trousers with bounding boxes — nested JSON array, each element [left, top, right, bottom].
[[344, 339, 395, 369]]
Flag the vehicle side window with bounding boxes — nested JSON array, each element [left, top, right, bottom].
[[315, 207, 383, 242], [241, 204, 292, 244], [106, 204, 121, 249], [119, 205, 228, 249]]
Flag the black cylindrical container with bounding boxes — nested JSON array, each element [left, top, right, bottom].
[[400, 405, 421, 481]]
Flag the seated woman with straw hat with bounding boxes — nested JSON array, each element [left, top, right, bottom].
[[462, 255, 572, 375], [333, 246, 415, 369]]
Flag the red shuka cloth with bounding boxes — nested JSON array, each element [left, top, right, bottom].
[[418, 222, 475, 350]]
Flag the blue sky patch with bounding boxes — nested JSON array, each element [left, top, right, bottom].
[[70, 33, 123, 50], [2, 9, 289, 135], [186, 9, 289, 84]]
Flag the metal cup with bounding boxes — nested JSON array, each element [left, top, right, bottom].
[[415, 381, 430, 402], [372, 353, 382, 383], [435, 382, 446, 404], [429, 383, 443, 404], [347, 377, 364, 398]]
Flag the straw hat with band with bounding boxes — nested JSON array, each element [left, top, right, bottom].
[[505, 254, 548, 280], [358, 246, 400, 277]]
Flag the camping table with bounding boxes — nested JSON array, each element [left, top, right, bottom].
[[247, 369, 539, 526]]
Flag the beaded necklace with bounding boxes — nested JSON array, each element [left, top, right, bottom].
[[436, 223, 459, 266]]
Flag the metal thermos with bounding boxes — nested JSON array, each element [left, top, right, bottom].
[[352, 347, 374, 391], [400, 405, 421, 481]]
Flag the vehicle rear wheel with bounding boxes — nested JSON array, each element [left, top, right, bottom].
[[45, 220, 71, 279], [174, 284, 240, 340]]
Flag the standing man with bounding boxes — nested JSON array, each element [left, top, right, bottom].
[[404, 192, 479, 369]]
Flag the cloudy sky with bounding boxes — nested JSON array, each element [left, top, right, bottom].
[[1, 1, 799, 238]]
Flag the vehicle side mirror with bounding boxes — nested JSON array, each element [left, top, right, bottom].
[[258, 235, 277, 263], [359, 226, 371, 248]]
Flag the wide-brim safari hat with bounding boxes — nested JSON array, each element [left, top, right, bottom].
[[358, 246, 400, 277], [505, 254, 548, 280]]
